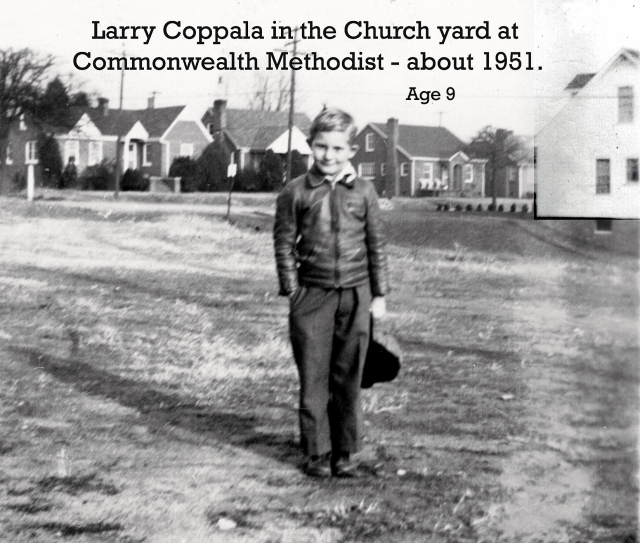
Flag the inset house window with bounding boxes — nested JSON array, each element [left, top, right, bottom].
[[595, 219, 613, 233], [400, 162, 408, 176], [64, 140, 79, 165], [359, 162, 376, 178], [463, 164, 473, 183], [6, 143, 12, 165], [25, 141, 38, 164], [19, 113, 26, 131], [207, 123, 215, 135], [365, 133, 374, 152], [179, 143, 194, 157], [143, 143, 151, 166], [380, 163, 386, 176], [627, 158, 638, 183], [618, 86, 634, 124], [596, 159, 610, 194], [88, 141, 103, 165]]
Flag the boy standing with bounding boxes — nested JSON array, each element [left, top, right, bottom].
[[274, 109, 389, 477]]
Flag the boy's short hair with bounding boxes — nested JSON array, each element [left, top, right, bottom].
[[308, 108, 358, 145]]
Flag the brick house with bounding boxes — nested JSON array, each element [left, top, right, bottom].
[[201, 99, 312, 172], [353, 119, 486, 197], [3, 96, 212, 186]]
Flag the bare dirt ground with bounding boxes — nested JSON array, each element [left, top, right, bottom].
[[0, 193, 637, 542]]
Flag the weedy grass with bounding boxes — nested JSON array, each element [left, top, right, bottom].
[[0, 197, 637, 542]]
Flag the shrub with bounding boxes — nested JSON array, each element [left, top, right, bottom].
[[443, 203, 450, 211], [171, 156, 199, 192], [79, 159, 115, 191], [455, 203, 463, 211], [477, 204, 483, 212], [38, 134, 63, 188], [436, 203, 442, 211], [497, 204, 504, 212], [521, 204, 529, 213], [290, 149, 308, 179], [234, 169, 260, 192], [60, 161, 78, 189], [466, 204, 473, 212], [121, 168, 149, 191], [194, 143, 227, 192], [510, 203, 517, 213], [487, 203, 495, 211], [257, 149, 284, 191]]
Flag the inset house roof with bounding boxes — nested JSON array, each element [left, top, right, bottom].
[[205, 107, 312, 150], [371, 123, 465, 159], [564, 73, 596, 91]]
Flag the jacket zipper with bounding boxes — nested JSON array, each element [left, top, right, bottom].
[[330, 183, 340, 288]]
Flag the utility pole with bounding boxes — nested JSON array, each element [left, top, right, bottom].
[[114, 46, 125, 200], [278, 27, 301, 184]]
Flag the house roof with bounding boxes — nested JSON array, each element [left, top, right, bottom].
[[371, 123, 465, 159], [564, 73, 596, 91], [87, 105, 185, 138], [205, 108, 312, 150]]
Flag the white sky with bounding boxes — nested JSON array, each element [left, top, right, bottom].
[[2, 0, 633, 141]]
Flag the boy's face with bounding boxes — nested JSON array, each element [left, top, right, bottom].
[[309, 131, 358, 178]]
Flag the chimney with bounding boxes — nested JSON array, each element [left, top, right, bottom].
[[147, 95, 155, 109], [213, 99, 227, 131], [97, 97, 109, 117], [385, 118, 399, 197]]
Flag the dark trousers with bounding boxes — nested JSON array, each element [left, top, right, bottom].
[[289, 284, 372, 457]]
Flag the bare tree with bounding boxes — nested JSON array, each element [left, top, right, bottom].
[[465, 126, 525, 207], [0, 48, 55, 193], [247, 74, 290, 112]]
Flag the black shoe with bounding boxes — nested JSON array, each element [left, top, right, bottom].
[[305, 454, 332, 478], [332, 452, 359, 478]]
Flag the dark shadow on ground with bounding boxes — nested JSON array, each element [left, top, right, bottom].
[[17, 348, 300, 467]]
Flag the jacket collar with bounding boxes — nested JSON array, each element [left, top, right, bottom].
[[306, 162, 357, 189]]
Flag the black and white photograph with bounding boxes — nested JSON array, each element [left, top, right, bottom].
[[0, 0, 637, 541]]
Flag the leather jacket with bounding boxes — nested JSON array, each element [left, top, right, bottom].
[[274, 167, 389, 297]]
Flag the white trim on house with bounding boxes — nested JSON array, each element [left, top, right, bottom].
[[449, 150, 470, 162], [88, 141, 103, 165], [365, 132, 374, 152], [143, 143, 151, 166], [5, 143, 12, 165], [400, 162, 408, 177], [411, 160, 416, 195], [164, 141, 170, 177], [463, 164, 474, 184], [25, 141, 38, 164]]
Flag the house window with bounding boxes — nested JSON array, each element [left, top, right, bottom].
[[359, 162, 376, 178], [627, 158, 638, 183], [5, 143, 12, 165], [463, 164, 473, 183], [380, 163, 386, 176], [179, 143, 194, 157], [88, 141, 102, 166], [421, 163, 433, 181], [19, 114, 26, 131], [143, 143, 151, 166], [618, 86, 634, 123], [25, 141, 38, 164], [595, 219, 613, 233], [64, 140, 79, 165], [596, 159, 610, 194], [365, 133, 374, 152], [400, 162, 408, 176]]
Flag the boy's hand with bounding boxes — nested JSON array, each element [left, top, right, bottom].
[[371, 296, 387, 320]]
